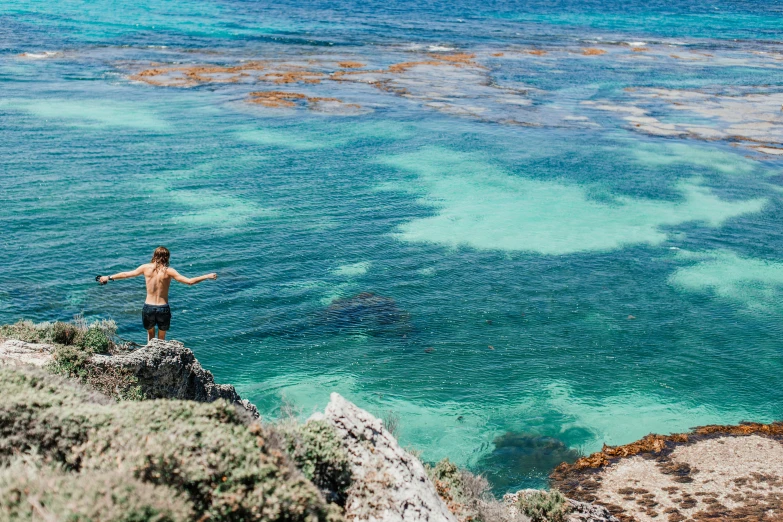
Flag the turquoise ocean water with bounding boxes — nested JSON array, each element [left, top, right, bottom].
[[2, 0, 783, 492]]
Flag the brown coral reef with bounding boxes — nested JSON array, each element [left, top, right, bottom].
[[127, 52, 495, 117], [122, 43, 783, 133], [552, 423, 783, 521], [247, 90, 358, 111]]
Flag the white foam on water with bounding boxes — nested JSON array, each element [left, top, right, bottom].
[[19, 51, 61, 59], [332, 261, 372, 277], [669, 249, 783, 311], [4, 99, 168, 130], [630, 142, 757, 176], [377, 147, 767, 255]]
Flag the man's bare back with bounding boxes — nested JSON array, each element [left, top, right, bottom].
[[98, 247, 217, 341], [106, 263, 217, 306]]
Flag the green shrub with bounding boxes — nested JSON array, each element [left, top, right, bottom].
[[425, 459, 511, 522], [430, 458, 462, 489], [2, 318, 136, 401], [382, 410, 400, 437], [0, 320, 53, 344], [0, 368, 111, 466], [81, 324, 111, 353], [0, 366, 342, 522], [0, 459, 193, 522], [279, 420, 352, 505], [517, 490, 570, 522], [0, 317, 116, 351], [52, 320, 81, 345], [49, 344, 93, 379], [84, 363, 146, 401]]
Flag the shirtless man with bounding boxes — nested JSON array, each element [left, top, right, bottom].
[[97, 246, 217, 341]]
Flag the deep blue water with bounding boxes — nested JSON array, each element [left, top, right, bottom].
[[2, 0, 783, 492]]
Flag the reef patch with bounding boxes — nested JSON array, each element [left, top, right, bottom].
[[247, 91, 361, 112], [477, 432, 580, 494], [323, 292, 410, 336], [584, 88, 783, 150], [582, 48, 607, 56]]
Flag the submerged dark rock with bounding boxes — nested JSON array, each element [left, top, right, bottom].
[[478, 432, 581, 494], [324, 292, 411, 336]]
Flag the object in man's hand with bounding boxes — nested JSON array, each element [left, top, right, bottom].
[[95, 275, 107, 285]]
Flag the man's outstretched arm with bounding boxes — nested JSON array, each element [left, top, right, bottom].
[[168, 267, 217, 286], [98, 265, 145, 284]]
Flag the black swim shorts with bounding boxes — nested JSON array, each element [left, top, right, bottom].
[[142, 304, 171, 331]]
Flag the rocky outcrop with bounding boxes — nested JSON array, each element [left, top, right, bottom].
[[91, 339, 259, 417], [0, 339, 53, 367], [315, 392, 458, 522], [0, 338, 258, 418], [564, 500, 621, 522]]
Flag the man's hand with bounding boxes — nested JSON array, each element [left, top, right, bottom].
[[207, 273, 218, 280], [98, 276, 109, 285]]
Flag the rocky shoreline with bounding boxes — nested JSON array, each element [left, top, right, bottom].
[[0, 334, 618, 522], [2, 333, 781, 521], [552, 424, 783, 521]]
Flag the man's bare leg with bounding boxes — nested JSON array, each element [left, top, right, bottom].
[[147, 328, 155, 342], [158, 329, 167, 340]]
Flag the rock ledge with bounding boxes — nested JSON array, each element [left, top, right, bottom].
[[316, 392, 458, 522]]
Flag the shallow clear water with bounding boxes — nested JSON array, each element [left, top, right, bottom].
[[2, 0, 783, 492]]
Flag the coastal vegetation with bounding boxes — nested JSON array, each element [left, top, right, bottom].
[[515, 491, 569, 522], [0, 365, 340, 522], [0, 318, 143, 400], [426, 458, 512, 522]]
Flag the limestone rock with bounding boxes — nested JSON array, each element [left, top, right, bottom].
[[0, 339, 54, 367], [0, 338, 258, 417], [90, 339, 259, 417], [565, 500, 620, 522], [319, 392, 457, 522]]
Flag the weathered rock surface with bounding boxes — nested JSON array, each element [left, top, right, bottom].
[[565, 500, 621, 522], [0, 338, 258, 417], [0, 339, 53, 367], [503, 490, 619, 522], [317, 392, 458, 522], [91, 339, 259, 417]]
